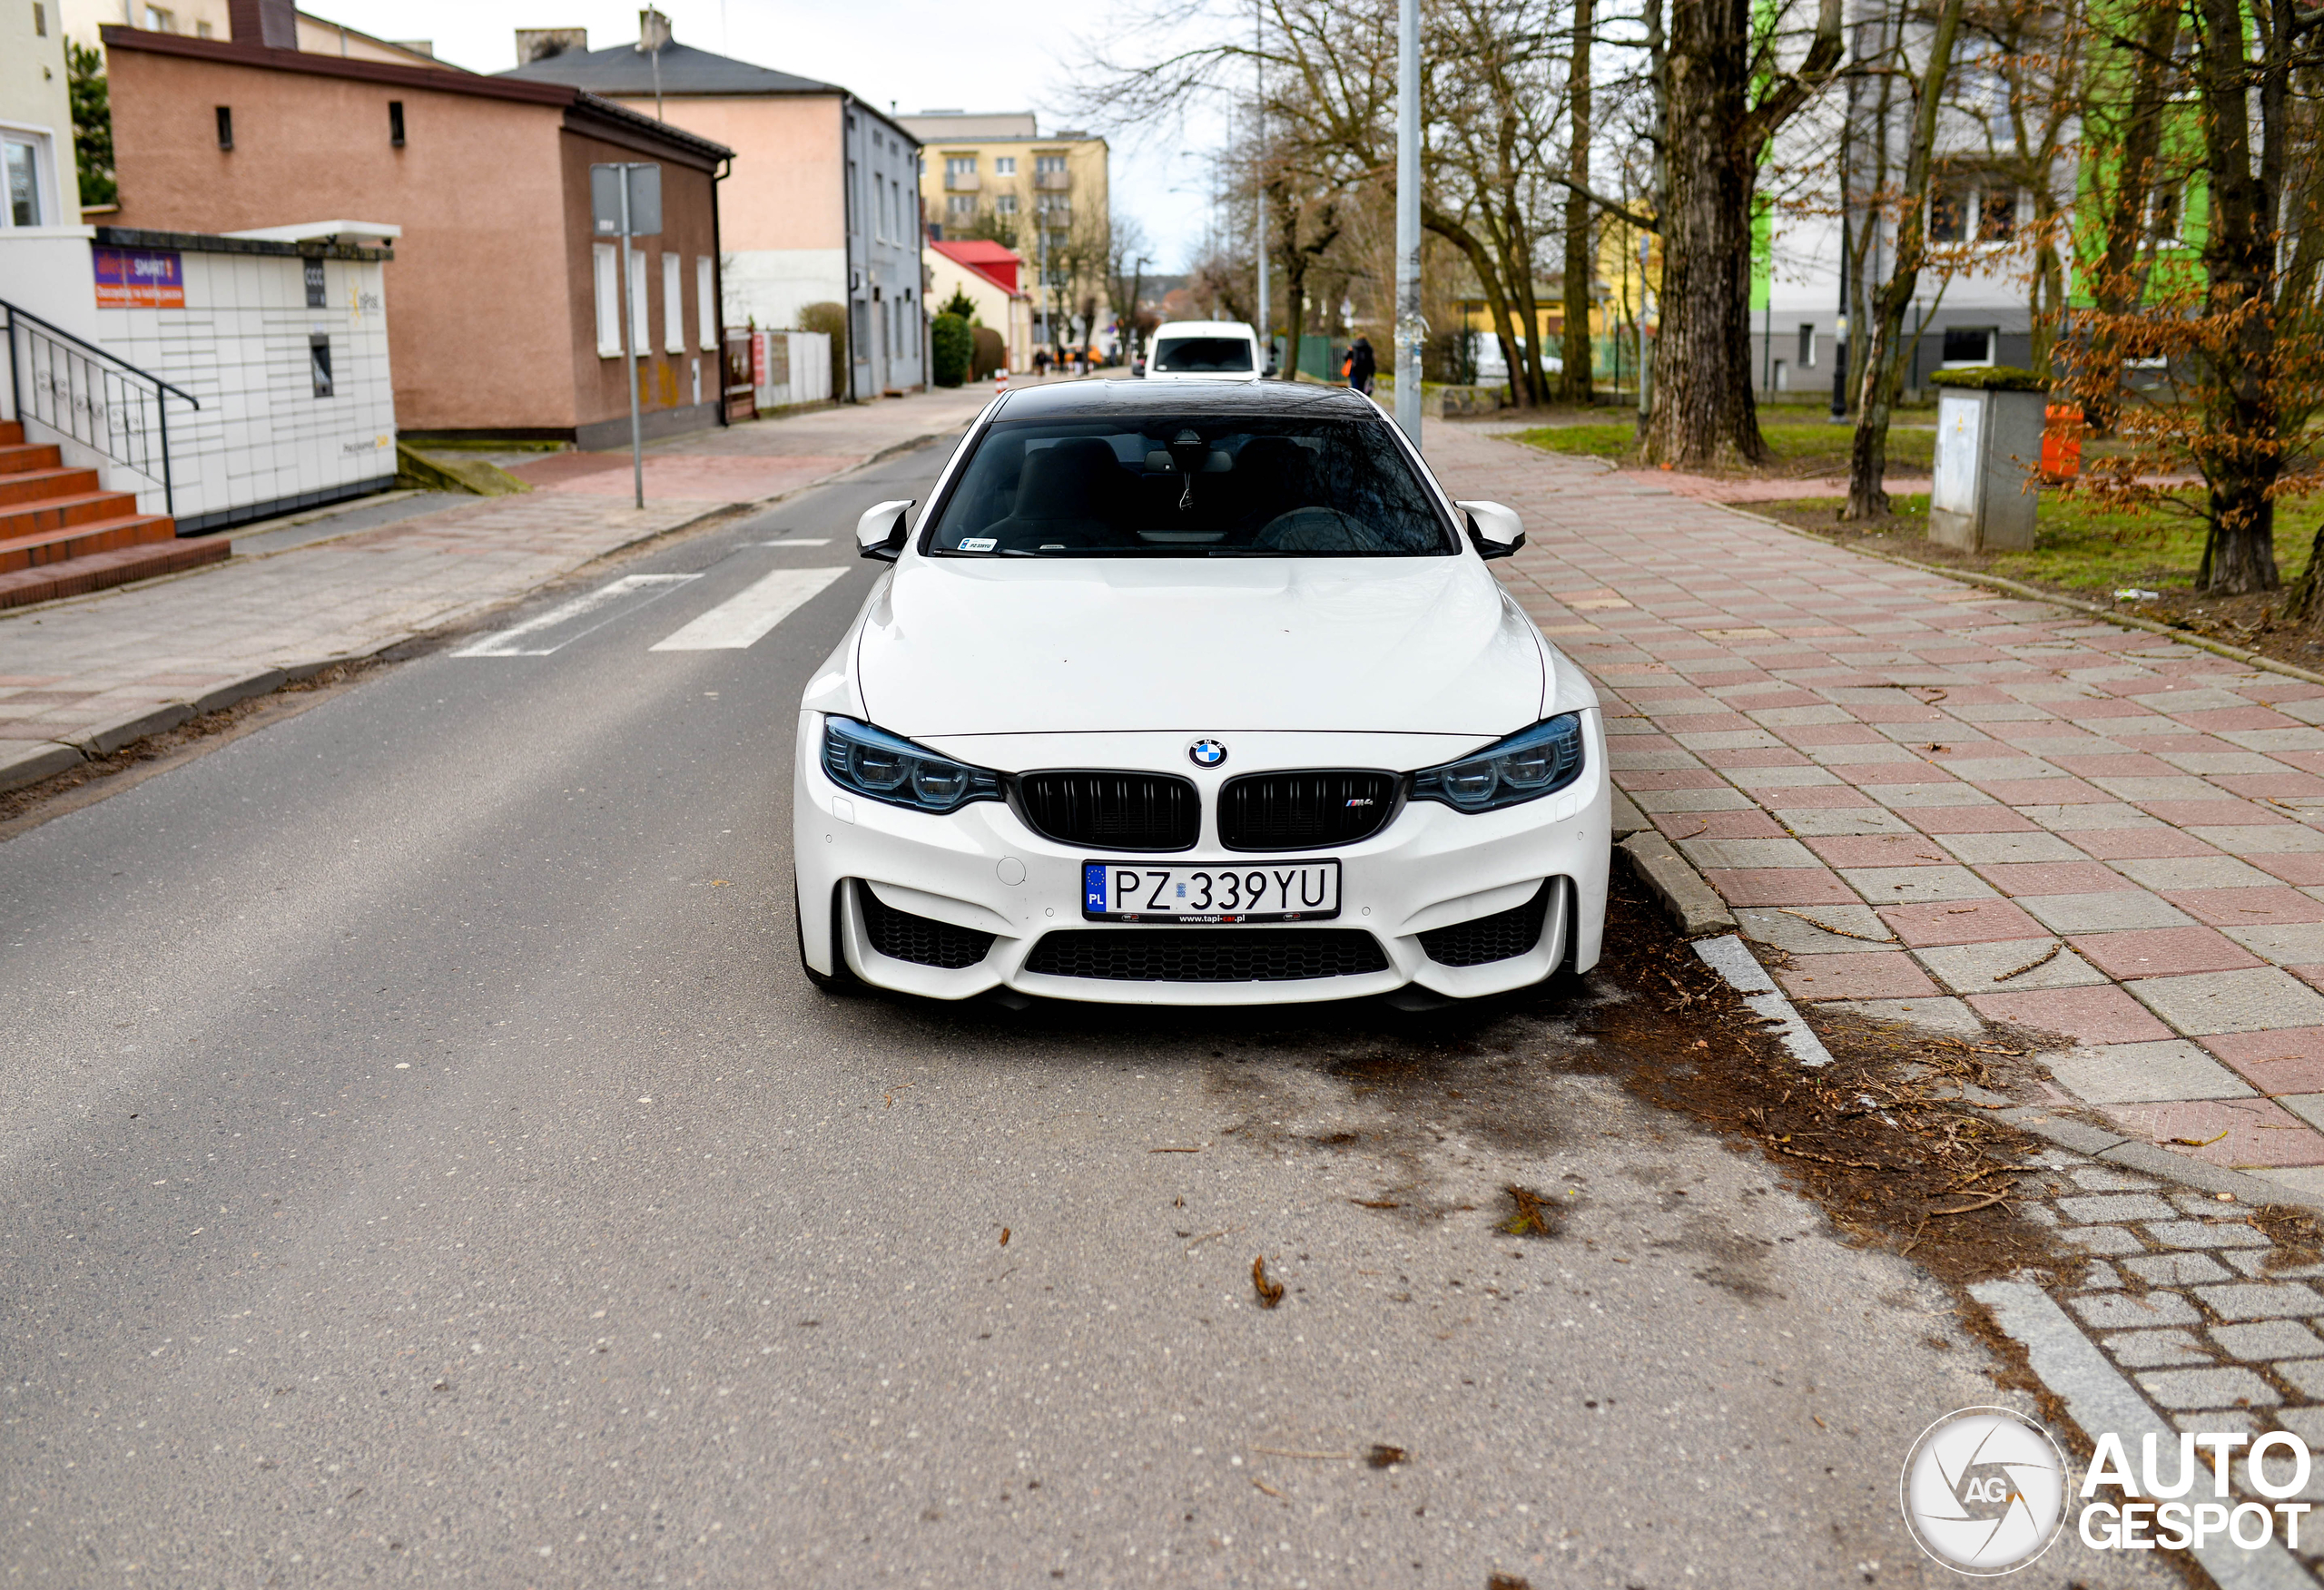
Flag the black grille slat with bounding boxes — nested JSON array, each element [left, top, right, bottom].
[[860, 884, 996, 969], [1418, 881, 1556, 967], [1219, 770, 1397, 850], [1025, 928, 1388, 983], [1016, 771, 1198, 852]]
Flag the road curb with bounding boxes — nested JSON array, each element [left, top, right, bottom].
[[1617, 829, 1737, 936], [1950, 1088, 2324, 1215], [0, 740, 83, 795]]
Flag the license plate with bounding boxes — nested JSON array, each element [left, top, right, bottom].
[[1082, 859, 1341, 923]]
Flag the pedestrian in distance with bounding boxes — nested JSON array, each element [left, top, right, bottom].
[[1033, 348, 1050, 378], [1347, 336, 1376, 397]]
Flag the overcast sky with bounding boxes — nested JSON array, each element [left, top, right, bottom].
[[308, 0, 1217, 269]]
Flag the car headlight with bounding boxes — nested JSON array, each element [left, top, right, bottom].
[[1409, 713, 1587, 812], [821, 716, 1004, 814]]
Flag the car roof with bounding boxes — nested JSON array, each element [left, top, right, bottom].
[[990, 380, 1384, 420], [1152, 320, 1256, 339]]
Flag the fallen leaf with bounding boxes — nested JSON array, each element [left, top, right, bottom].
[[1000, 1227, 1010, 1247], [2169, 1128, 2232, 1147], [1252, 1255, 1285, 1309], [1366, 1444, 1406, 1468]]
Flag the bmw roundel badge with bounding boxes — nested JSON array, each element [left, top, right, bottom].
[[1187, 738, 1228, 770]]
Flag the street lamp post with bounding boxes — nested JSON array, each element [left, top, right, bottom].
[[1393, 0, 1422, 442]]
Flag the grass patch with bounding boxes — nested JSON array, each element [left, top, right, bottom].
[[1759, 490, 2320, 596], [1514, 420, 1935, 478]]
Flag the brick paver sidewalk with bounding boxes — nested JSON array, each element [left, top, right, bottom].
[[0, 386, 993, 780], [1426, 425, 2324, 1190]]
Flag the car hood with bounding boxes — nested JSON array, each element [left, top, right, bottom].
[[852, 555, 1546, 738]]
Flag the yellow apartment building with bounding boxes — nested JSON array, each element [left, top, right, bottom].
[[897, 112, 1108, 348]]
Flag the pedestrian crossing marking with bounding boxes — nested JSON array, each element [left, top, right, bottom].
[[452, 574, 700, 657], [648, 567, 849, 652]]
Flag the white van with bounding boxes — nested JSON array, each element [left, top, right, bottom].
[[1141, 320, 1266, 382]]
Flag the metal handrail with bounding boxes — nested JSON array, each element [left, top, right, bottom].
[[1, 296, 200, 518]]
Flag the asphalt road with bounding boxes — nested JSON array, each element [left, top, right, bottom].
[[0, 441, 2173, 1588]]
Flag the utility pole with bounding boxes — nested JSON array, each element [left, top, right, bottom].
[[1255, 0, 1269, 375], [1831, 35, 1858, 422], [1393, 0, 1422, 442], [619, 179, 644, 508]]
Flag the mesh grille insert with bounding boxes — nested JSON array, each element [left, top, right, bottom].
[[1217, 770, 1397, 851], [1016, 771, 1198, 852], [1024, 928, 1389, 983], [1417, 881, 1558, 967], [860, 884, 996, 969]]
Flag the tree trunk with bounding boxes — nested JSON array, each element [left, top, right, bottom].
[[1845, 0, 1965, 521], [1642, 0, 1840, 467], [1425, 207, 1532, 412], [1561, 0, 1596, 403], [2189, 0, 2283, 594]]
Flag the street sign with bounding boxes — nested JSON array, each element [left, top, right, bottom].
[[589, 163, 662, 238]]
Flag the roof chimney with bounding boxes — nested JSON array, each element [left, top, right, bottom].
[[225, 0, 297, 48], [515, 26, 586, 63], [635, 5, 670, 51]]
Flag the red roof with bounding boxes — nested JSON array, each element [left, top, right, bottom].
[[931, 237, 1023, 296]]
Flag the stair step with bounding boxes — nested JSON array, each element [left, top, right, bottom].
[[0, 442, 63, 474], [0, 421, 22, 447], [0, 536, 228, 610], [0, 514, 180, 574], [0, 466, 103, 506], [0, 489, 150, 542]]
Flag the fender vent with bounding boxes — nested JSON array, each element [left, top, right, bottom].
[[1417, 880, 1559, 967], [860, 884, 994, 969]]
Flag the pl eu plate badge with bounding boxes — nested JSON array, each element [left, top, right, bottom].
[[1084, 864, 1108, 914]]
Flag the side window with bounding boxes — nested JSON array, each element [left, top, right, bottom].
[[593, 242, 620, 356], [662, 251, 683, 353], [696, 254, 716, 349]]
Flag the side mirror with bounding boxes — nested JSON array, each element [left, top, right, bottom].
[[855, 498, 914, 562], [1456, 499, 1525, 560]]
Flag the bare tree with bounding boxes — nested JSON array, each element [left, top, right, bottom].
[[1560, 0, 1598, 402], [1845, 0, 1966, 519]]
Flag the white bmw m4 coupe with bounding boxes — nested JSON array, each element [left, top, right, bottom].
[[793, 379, 1611, 1006]]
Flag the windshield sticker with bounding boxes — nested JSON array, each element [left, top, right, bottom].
[[958, 537, 998, 553]]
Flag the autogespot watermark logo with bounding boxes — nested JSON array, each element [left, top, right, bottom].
[[1904, 1410, 2319, 1575], [1900, 1408, 2068, 1575]]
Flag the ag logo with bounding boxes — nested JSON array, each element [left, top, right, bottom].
[[1900, 1407, 2068, 1575], [1187, 738, 1228, 769]]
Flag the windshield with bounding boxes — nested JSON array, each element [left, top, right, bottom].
[[1151, 337, 1254, 373], [923, 414, 1458, 558]]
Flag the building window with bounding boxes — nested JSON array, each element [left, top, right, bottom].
[[1978, 186, 2016, 243], [33, 2, 46, 34], [995, 156, 1015, 176], [304, 257, 326, 308], [593, 242, 621, 356], [310, 334, 334, 398], [1036, 154, 1066, 174], [1942, 327, 1996, 366], [3, 133, 49, 228], [389, 101, 405, 147], [627, 248, 648, 353], [696, 254, 715, 349], [195, 18, 210, 34], [1797, 324, 1815, 368], [945, 156, 975, 179], [1929, 179, 1968, 244], [947, 194, 974, 216], [662, 250, 683, 353], [994, 193, 1017, 214], [143, 3, 172, 27], [215, 105, 232, 150]]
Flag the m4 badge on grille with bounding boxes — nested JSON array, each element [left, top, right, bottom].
[[1187, 738, 1228, 769]]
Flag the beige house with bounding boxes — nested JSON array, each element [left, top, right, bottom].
[[3, 0, 76, 228], [925, 237, 1031, 373], [896, 111, 1108, 350], [505, 25, 927, 399]]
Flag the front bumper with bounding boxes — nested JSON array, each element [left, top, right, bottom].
[[793, 716, 1611, 1006]]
